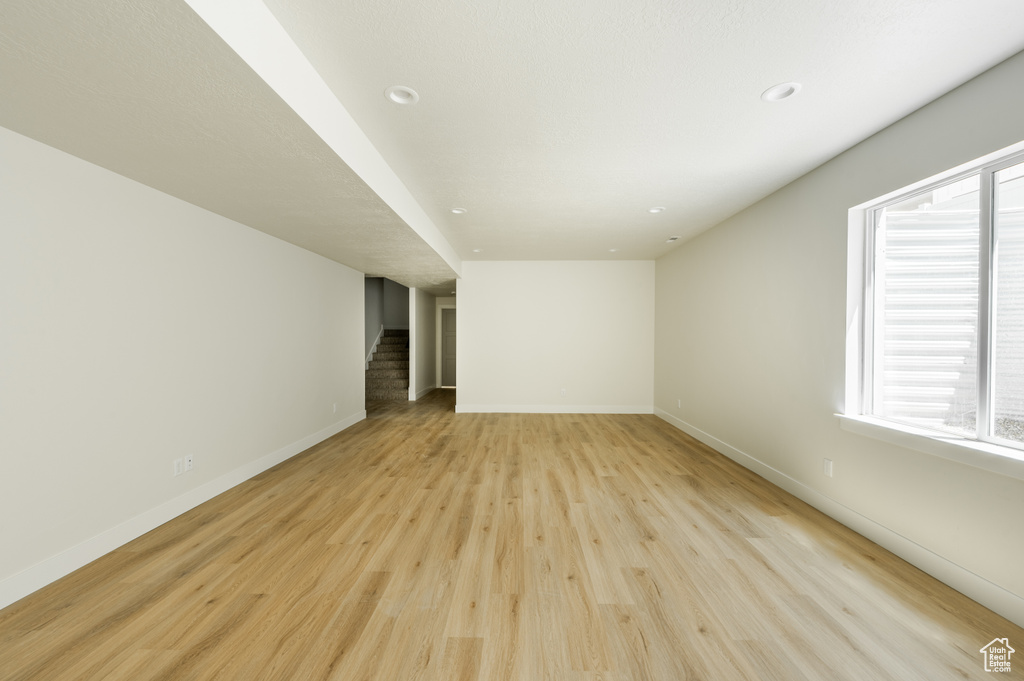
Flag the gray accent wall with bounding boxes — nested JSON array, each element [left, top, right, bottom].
[[364, 277, 384, 356], [383, 278, 410, 329]]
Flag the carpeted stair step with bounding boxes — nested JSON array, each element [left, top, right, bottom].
[[365, 329, 411, 401], [372, 360, 408, 369], [368, 377, 408, 389], [365, 378, 409, 400], [373, 351, 409, 361], [366, 388, 409, 400], [367, 368, 408, 379]]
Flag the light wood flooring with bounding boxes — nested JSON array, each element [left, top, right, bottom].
[[1, 390, 1021, 680]]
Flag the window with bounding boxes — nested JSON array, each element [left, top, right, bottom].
[[845, 142, 1024, 469], [870, 174, 982, 439]]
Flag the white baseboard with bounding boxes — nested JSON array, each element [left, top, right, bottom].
[[653, 408, 1024, 628], [456, 404, 654, 414], [0, 410, 366, 611], [413, 385, 436, 400]]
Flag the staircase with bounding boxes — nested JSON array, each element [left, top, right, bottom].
[[366, 329, 409, 401]]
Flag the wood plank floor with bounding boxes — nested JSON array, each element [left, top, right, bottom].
[[1, 389, 1021, 680]]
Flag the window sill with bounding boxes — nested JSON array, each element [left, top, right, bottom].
[[836, 414, 1024, 482]]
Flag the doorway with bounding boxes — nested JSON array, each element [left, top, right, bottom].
[[441, 308, 456, 387]]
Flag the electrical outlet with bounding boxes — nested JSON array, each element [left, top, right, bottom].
[[333, 403, 337, 414], [185, 455, 193, 472], [677, 399, 681, 408], [823, 458, 833, 478], [173, 458, 183, 477], [560, 388, 566, 397]]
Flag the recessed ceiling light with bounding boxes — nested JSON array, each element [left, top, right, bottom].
[[666, 236, 680, 243], [609, 248, 618, 253], [472, 248, 482, 253], [761, 82, 802, 103], [451, 207, 467, 214], [385, 85, 419, 105], [648, 207, 666, 214]]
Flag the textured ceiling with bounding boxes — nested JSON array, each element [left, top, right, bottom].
[[3, 0, 1024, 289], [0, 0, 457, 295], [262, 0, 1024, 260]]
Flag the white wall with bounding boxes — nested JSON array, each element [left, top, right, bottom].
[[457, 261, 654, 413], [382, 278, 409, 329], [0, 126, 366, 608], [409, 288, 437, 399], [654, 51, 1024, 625], [364, 277, 384, 357]]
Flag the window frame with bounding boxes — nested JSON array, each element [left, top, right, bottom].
[[841, 140, 1024, 482]]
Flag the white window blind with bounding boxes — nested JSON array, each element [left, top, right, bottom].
[[865, 156, 1024, 450]]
